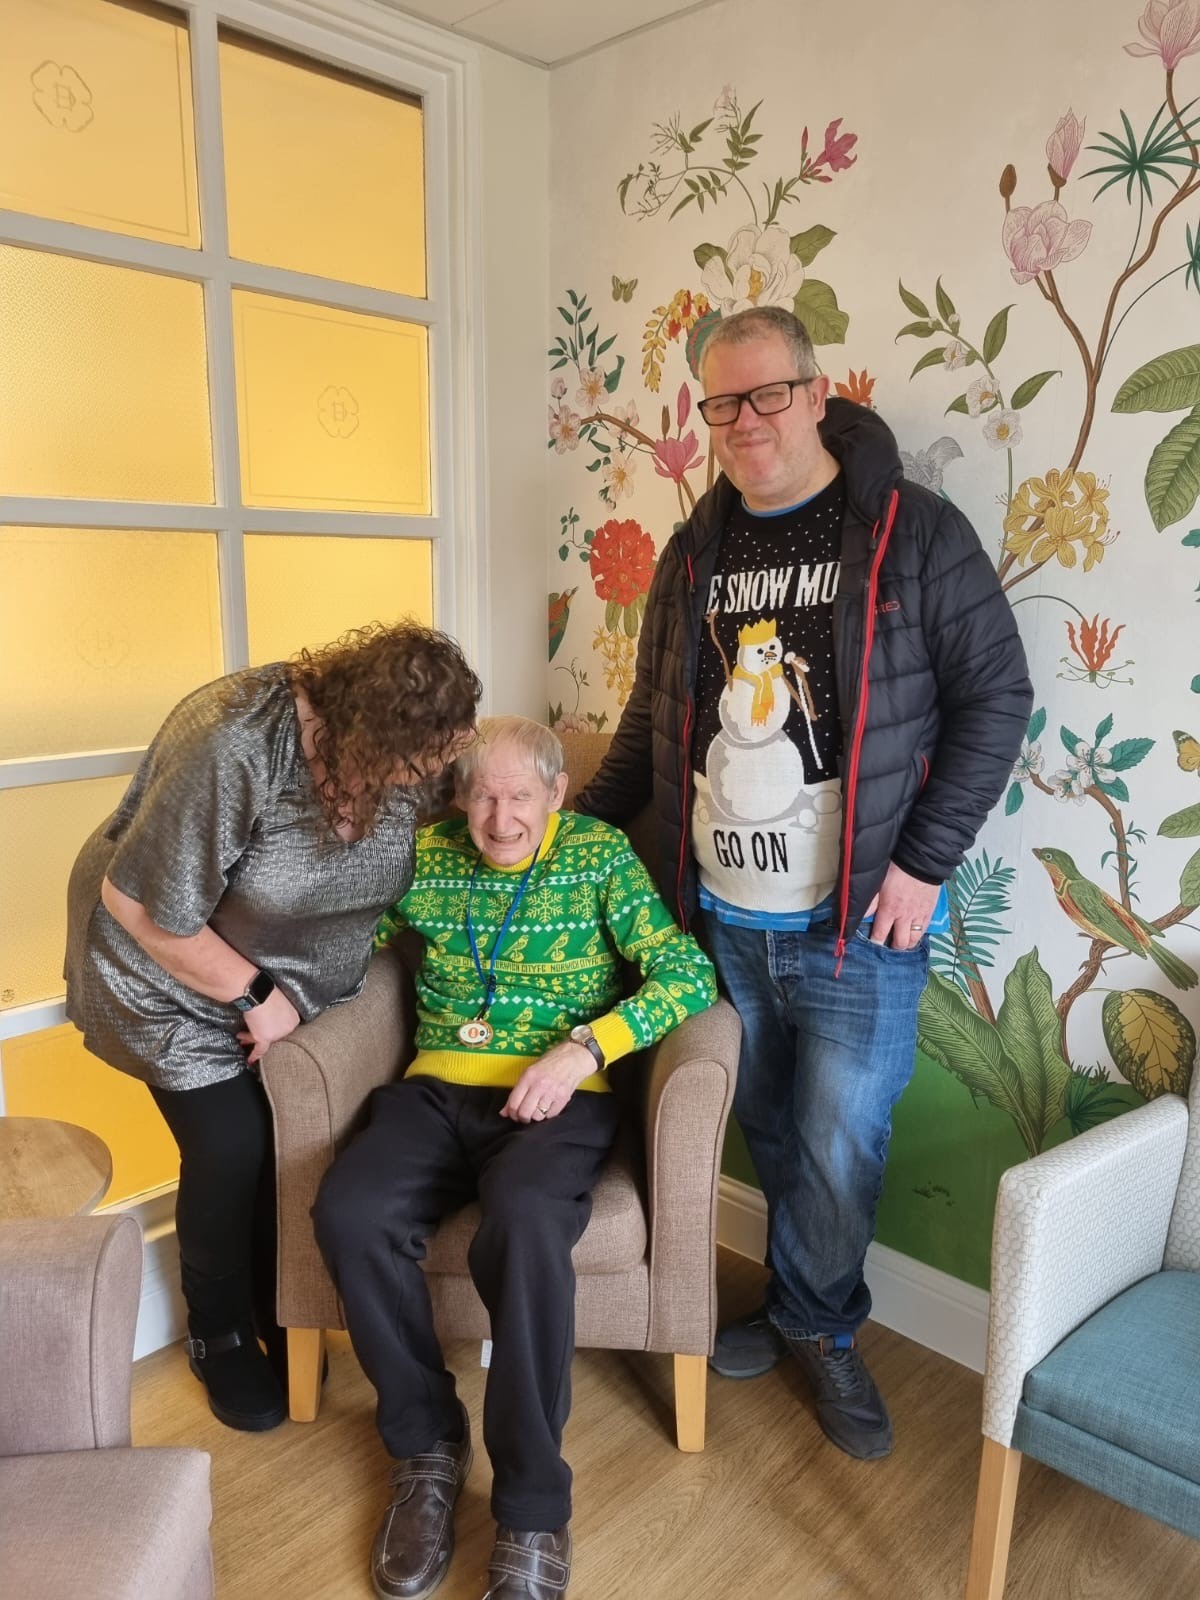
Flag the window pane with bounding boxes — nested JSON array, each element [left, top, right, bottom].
[[0, 526, 223, 761], [0, 246, 214, 502], [2, 1025, 179, 1207], [220, 32, 425, 297], [0, 775, 129, 1010], [233, 290, 429, 513], [0, 0, 200, 248], [244, 534, 433, 665]]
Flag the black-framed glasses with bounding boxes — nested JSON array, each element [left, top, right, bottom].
[[697, 378, 814, 427]]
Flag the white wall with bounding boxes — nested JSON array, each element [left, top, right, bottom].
[[479, 47, 550, 717]]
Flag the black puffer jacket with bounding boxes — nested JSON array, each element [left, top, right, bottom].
[[576, 398, 1033, 943]]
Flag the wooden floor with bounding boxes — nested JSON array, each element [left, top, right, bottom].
[[131, 1252, 1200, 1599]]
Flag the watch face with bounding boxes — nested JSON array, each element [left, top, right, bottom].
[[246, 971, 275, 1006]]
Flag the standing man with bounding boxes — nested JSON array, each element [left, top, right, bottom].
[[576, 306, 1031, 1460]]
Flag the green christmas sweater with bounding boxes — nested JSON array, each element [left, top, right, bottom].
[[374, 810, 717, 1092]]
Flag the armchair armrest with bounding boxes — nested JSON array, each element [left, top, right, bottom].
[[642, 998, 741, 1353], [260, 948, 416, 1328], [982, 1094, 1189, 1445], [0, 1214, 142, 1457]]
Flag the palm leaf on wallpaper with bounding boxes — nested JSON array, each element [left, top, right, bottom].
[[929, 850, 1016, 996]]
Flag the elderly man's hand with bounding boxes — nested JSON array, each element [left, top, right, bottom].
[[502, 1040, 597, 1123], [865, 861, 942, 950]]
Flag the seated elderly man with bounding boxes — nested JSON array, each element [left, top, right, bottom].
[[314, 716, 716, 1600]]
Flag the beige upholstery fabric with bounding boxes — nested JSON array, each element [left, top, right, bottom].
[[0, 1214, 141, 1455], [262, 730, 740, 1374], [0, 1448, 213, 1600], [0, 1215, 214, 1600]]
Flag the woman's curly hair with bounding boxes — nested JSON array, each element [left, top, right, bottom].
[[286, 622, 482, 834]]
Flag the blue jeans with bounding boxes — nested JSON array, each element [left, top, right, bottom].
[[704, 915, 929, 1340]]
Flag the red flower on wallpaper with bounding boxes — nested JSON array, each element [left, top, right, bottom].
[[588, 518, 656, 606]]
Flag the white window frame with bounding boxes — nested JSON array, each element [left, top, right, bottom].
[[0, 0, 489, 1064]]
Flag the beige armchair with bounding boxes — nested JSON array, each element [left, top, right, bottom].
[[261, 730, 740, 1451], [0, 1213, 214, 1600]]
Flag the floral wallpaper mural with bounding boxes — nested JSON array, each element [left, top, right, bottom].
[[547, 0, 1200, 1287]]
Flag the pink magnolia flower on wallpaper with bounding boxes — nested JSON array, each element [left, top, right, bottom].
[[1002, 200, 1092, 284], [818, 117, 858, 172], [1125, 0, 1200, 70], [652, 431, 704, 484], [1046, 109, 1086, 181]]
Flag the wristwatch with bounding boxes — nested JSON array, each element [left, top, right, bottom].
[[233, 970, 277, 1013], [569, 1023, 606, 1072]]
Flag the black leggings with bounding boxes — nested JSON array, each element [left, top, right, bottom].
[[150, 1072, 278, 1340]]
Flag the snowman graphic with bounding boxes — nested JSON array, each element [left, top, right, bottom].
[[700, 611, 838, 838]]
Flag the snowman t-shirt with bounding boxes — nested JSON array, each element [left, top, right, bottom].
[[691, 477, 847, 928]]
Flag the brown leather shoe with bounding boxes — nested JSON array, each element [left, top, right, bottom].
[[371, 1404, 473, 1600], [483, 1525, 572, 1598]]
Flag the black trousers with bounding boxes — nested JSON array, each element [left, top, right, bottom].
[[150, 1072, 278, 1347], [312, 1077, 620, 1531]]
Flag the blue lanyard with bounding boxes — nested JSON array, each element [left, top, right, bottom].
[[465, 842, 542, 1018]]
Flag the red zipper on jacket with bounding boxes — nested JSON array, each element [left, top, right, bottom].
[[676, 553, 697, 930], [835, 487, 900, 973]]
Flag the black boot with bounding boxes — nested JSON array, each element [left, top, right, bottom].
[[186, 1324, 287, 1432]]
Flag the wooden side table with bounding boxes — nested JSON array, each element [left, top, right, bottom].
[[0, 1117, 113, 1219]]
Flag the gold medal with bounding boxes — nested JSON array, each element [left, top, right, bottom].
[[457, 1017, 494, 1047]]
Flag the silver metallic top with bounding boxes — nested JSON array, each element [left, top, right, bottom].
[[64, 665, 418, 1091]]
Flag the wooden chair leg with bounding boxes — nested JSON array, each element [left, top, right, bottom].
[[965, 1437, 1022, 1600], [288, 1327, 326, 1423], [673, 1353, 707, 1452]]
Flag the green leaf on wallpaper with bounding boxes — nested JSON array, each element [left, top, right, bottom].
[[898, 280, 931, 319], [1060, 723, 1084, 754], [789, 225, 836, 266], [896, 320, 937, 341], [1004, 782, 1024, 816], [982, 305, 1014, 364], [1159, 800, 1200, 837], [604, 599, 621, 632], [935, 278, 957, 324], [1183, 529, 1200, 546], [1106, 737, 1154, 771], [945, 394, 970, 415], [995, 949, 1071, 1140], [1102, 988, 1196, 1099], [1029, 707, 1047, 743], [1095, 712, 1114, 743], [693, 242, 726, 271], [911, 349, 948, 378], [1181, 846, 1200, 907], [1111, 344, 1200, 412], [603, 355, 625, 394], [1064, 1067, 1144, 1135], [792, 280, 848, 345], [1097, 776, 1131, 803], [1010, 371, 1061, 409], [917, 972, 1044, 1155], [1146, 405, 1200, 530]]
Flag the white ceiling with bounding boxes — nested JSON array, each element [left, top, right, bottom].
[[385, 0, 712, 68]]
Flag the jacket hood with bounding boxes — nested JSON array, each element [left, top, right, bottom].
[[677, 397, 904, 558], [819, 397, 903, 524]]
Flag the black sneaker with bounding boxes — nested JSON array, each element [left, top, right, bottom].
[[186, 1327, 287, 1432], [709, 1306, 788, 1379], [784, 1333, 893, 1459]]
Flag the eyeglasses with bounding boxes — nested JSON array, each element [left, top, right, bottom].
[[697, 378, 815, 427]]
